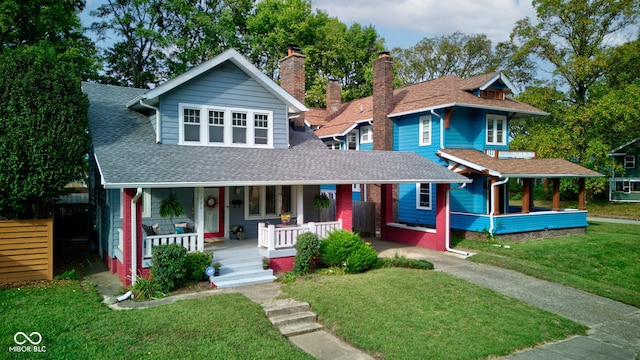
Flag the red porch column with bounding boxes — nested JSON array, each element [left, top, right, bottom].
[[435, 183, 449, 249], [121, 188, 143, 287], [521, 178, 531, 214], [380, 184, 393, 239], [552, 178, 560, 211], [578, 178, 586, 210], [336, 184, 353, 232]]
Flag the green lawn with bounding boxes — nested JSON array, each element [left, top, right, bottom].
[[455, 222, 640, 307], [510, 198, 640, 219], [281, 268, 586, 360], [0, 281, 312, 359]]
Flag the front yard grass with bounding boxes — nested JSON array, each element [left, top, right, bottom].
[[0, 280, 312, 359], [455, 221, 640, 307], [281, 268, 586, 360]]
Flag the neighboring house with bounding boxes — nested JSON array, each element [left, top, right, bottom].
[[86, 48, 469, 287], [609, 139, 640, 202], [310, 52, 602, 239]]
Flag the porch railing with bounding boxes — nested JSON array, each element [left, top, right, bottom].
[[143, 232, 200, 259], [258, 220, 342, 251]]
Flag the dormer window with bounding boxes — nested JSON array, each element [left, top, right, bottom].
[[180, 103, 272, 147]]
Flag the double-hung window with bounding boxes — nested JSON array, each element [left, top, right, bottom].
[[360, 125, 372, 144], [246, 185, 295, 219], [179, 104, 272, 147], [347, 131, 358, 150], [486, 114, 507, 145], [419, 115, 432, 146], [624, 155, 636, 169], [183, 108, 201, 142], [416, 183, 431, 210]]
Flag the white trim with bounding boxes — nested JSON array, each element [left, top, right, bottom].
[[416, 183, 432, 210], [390, 102, 548, 118], [346, 130, 359, 150], [624, 155, 636, 169], [360, 125, 373, 144], [486, 114, 507, 146], [419, 115, 432, 146], [142, 189, 151, 218], [126, 49, 307, 113]]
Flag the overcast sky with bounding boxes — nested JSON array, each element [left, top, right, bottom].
[[311, 0, 538, 49]]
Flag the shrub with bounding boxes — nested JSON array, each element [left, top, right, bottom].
[[294, 232, 320, 275], [151, 244, 188, 293], [320, 230, 363, 266], [379, 253, 434, 270], [131, 275, 163, 300], [345, 245, 379, 273], [185, 251, 213, 282]]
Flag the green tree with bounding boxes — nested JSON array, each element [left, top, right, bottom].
[[0, 45, 90, 219], [0, 0, 98, 79]]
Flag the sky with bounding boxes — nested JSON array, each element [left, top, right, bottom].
[[81, 0, 537, 50]]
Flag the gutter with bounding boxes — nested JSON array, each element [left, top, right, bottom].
[[131, 188, 143, 285], [139, 100, 161, 143], [430, 109, 444, 149], [446, 183, 468, 256], [489, 177, 509, 235]]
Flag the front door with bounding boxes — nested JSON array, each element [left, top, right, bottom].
[[204, 188, 224, 238]]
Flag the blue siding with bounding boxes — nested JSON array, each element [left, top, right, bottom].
[[398, 183, 437, 227], [451, 211, 588, 233], [451, 173, 487, 213], [158, 61, 289, 148]]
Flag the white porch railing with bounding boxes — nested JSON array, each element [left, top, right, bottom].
[[258, 220, 342, 251], [143, 232, 201, 259]]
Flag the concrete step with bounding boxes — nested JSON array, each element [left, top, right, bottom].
[[213, 247, 260, 261], [269, 311, 317, 328], [279, 322, 324, 337], [264, 299, 311, 318], [214, 267, 274, 282], [211, 273, 277, 289]]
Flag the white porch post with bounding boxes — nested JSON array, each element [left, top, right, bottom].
[[195, 187, 205, 252], [296, 185, 304, 225], [267, 224, 276, 251]]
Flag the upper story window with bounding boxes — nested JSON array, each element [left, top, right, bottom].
[[416, 183, 431, 210], [486, 114, 507, 146], [419, 115, 432, 146], [624, 155, 636, 169], [347, 131, 358, 150], [360, 125, 372, 143], [180, 103, 272, 147]]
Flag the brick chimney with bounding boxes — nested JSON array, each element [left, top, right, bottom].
[[326, 79, 341, 115], [279, 44, 306, 130], [373, 51, 393, 151]]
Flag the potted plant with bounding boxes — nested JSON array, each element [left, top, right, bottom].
[[212, 262, 221, 276], [280, 213, 291, 225], [159, 190, 185, 231], [262, 257, 271, 270], [313, 193, 330, 209], [230, 225, 245, 240]]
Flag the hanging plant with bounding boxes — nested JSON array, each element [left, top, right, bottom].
[[313, 193, 331, 209], [159, 190, 185, 225]]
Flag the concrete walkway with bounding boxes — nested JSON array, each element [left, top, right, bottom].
[[370, 239, 640, 359], [84, 235, 639, 359]]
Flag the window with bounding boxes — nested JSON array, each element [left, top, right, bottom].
[[179, 104, 272, 147], [254, 113, 269, 145], [232, 112, 247, 144], [624, 155, 636, 169], [416, 183, 431, 210], [208, 110, 225, 143], [486, 114, 507, 145], [245, 185, 296, 219], [183, 108, 201, 142], [327, 142, 340, 150], [360, 125, 372, 143], [419, 115, 431, 146], [347, 131, 358, 150]]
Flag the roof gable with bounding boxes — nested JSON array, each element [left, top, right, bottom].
[[126, 48, 307, 113]]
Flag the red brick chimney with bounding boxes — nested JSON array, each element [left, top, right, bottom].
[[279, 44, 306, 130], [373, 51, 393, 151], [326, 79, 341, 115]]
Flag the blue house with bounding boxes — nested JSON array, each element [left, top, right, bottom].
[[312, 52, 602, 240], [85, 48, 469, 287]]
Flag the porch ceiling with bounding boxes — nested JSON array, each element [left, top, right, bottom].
[[438, 149, 604, 179]]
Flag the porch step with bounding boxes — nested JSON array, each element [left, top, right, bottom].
[[264, 299, 323, 337], [209, 249, 275, 289]]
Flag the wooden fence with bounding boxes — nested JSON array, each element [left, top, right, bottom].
[[0, 219, 54, 282], [317, 200, 376, 236]]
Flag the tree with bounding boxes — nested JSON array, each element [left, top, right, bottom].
[[0, 45, 90, 219], [0, 0, 99, 80]]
